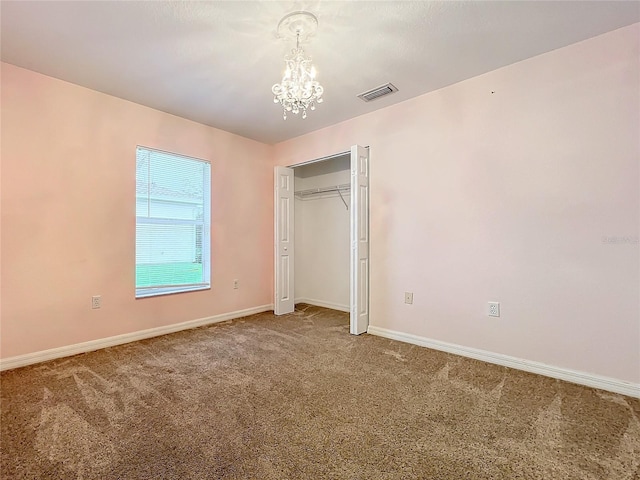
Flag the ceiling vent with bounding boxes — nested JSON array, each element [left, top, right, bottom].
[[357, 83, 398, 102]]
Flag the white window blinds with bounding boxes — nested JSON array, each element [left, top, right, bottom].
[[135, 146, 211, 298]]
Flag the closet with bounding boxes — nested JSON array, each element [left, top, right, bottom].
[[293, 154, 351, 312], [274, 145, 370, 335]]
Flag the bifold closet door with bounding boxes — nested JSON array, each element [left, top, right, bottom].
[[350, 145, 370, 334], [274, 166, 294, 315], [274, 146, 369, 328]]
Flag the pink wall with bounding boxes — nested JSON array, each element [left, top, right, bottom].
[[1, 24, 638, 385], [1, 63, 274, 359], [275, 24, 640, 384]]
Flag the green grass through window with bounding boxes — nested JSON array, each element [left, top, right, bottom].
[[136, 262, 204, 288]]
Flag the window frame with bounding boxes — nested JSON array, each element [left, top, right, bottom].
[[135, 146, 211, 299]]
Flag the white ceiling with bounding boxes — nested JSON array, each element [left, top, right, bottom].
[[1, 1, 638, 144]]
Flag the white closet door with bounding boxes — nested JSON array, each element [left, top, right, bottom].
[[350, 145, 370, 334], [274, 166, 295, 315]]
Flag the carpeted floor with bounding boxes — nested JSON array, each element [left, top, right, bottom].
[[1, 304, 639, 479]]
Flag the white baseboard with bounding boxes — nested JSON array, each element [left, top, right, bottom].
[[295, 297, 350, 313], [0, 304, 274, 372], [367, 325, 640, 398]]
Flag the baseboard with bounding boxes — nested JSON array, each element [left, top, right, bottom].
[[295, 297, 350, 313], [0, 304, 274, 372], [367, 325, 640, 398]]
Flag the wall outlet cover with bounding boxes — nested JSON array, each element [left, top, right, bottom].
[[488, 302, 500, 317], [91, 295, 101, 309]]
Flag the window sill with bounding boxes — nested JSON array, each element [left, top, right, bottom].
[[136, 284, 210, 299]]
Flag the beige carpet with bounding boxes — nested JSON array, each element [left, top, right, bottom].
[[1, 304, 639, 479]]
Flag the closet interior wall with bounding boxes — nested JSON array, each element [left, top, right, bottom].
[[294, 155, 351, 311]]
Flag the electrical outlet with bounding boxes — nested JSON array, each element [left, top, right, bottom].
[[404, 292, 413, 304], [91, 295, 101, 309], [233, 279, 239, 290], [488, 302, 500, 317]]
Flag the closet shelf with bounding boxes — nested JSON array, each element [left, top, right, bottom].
[[294, 183, 351, 198], [295, 183, 350, 210]]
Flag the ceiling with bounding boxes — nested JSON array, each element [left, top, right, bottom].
[[1, 1, 638, 145]]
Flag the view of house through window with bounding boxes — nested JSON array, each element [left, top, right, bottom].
[[135, 146, 211, 298]]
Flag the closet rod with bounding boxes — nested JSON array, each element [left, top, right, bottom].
[[294, 183, 350, 210], [294, 183, 350, 197]]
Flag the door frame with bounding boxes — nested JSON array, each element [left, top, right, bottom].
[[274, 146, 370, 335]]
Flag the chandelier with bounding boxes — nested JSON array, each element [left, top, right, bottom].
[[272, 12, 324, 120]]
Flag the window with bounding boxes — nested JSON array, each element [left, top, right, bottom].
[[136, 146, 211, 298]]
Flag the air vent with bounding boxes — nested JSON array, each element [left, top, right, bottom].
[[357, 83, 398, 102]]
